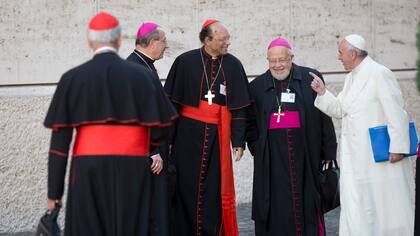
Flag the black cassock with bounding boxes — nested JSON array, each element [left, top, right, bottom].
[[246, 65, 337, 236], [127, 49, 158, 76], [45, 51, 177, 236], [164, 48, 250, 236], [127, 49, 175, 236]]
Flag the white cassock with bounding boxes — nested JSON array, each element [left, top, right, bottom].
[[315, 56, 415, 236]]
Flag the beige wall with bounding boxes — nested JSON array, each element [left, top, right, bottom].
[[0, 0, 419, 85]]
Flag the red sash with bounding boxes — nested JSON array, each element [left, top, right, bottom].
[[181, 101, 239, 236], [73, 125, 150, 156]]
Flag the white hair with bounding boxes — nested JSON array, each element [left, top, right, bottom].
[[266, 47, 294, 58], [88, 25, 121, 44]]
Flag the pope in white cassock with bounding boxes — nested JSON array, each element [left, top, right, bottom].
[[310, 34, 415, 236]]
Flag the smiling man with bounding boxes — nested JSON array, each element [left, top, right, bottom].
[[164, 19, 251, 236], [246, 37, 337, 236]]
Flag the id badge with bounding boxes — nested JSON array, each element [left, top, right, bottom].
[[281, 92, 295, 103], [220, 84, 227, 96]]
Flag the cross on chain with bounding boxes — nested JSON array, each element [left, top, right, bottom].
[[205, 90, 215, 105], [274, 106, 285, 123]]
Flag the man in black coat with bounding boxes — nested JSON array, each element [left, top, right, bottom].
[[44, 12, 177, 236], [163, 19, 250, 236], [126, 21, 173, 236], [246, 37, 337, 236]]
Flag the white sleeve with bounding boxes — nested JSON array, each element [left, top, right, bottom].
[[314, 89, 345, 119], [376, 68, 410, 153]]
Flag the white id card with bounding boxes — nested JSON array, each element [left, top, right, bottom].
[[281, 92, 295, 103], [220, 84, 226, 96]]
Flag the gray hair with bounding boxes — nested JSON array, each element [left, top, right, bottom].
[[266, 47, 294, 57], [136, 30, 161, 47], [88, 25, 121, 44], [346, 42, 368, 58]]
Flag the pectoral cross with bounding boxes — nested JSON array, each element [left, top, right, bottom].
[[274, 106, 285, 123], [205, 90, 215, 105]]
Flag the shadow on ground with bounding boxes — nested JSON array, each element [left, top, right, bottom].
[[237, 203, 340, 236], [0, 203, 340, 236]]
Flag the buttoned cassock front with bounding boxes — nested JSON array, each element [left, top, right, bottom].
[[247, 64, 337, 235], [315, 56, 415, 236]]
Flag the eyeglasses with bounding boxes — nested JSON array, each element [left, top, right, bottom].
[[267, 57, 291, 64], [214, 36, 230, 44]]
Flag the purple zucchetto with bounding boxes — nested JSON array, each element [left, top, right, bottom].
[[268, 37, 292, 50], [137, 22, 158, 38]]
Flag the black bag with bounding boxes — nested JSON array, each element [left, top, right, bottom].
[[35, 204, 61, 236], [319, 160, 340, 213]]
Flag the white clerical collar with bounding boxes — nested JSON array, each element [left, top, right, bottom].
[[94, 46, 117, 55], [136, 49, 154, 61], [351, 56, 370, 76]]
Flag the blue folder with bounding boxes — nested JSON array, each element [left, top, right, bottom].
[[368, 121, 419, 162]]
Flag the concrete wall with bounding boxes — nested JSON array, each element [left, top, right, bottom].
[[0, 0, 419, 85], [1, 0, 420, 233]]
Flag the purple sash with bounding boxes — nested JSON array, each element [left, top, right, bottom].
[[269, 111, 301, 129]]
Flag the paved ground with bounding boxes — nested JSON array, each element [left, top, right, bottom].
[[237, 203, 340, 236], [0, 203, 339, 236]]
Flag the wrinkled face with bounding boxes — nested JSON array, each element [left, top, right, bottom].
[[267, 46, 294, 80], [205, 23, 230, 56], [338, 40, 356, 71], [152, 30, 167, 60]]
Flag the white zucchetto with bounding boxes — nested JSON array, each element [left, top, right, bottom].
[[345, 34, 366, 51]]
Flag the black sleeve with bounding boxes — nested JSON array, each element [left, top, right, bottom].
[[48, 127, 73, 200], [164, 56, 182, 99], [167, 102, 181, 145], [149, 147, 160, 156], [149, 74, 176, 148], [321, 112, 337, 161], [231, 107, 247, 149], [245, 101, 258, 156], [150, 126, 170, 147]]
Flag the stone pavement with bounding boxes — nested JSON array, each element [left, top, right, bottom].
[[0, 203, 340, 236], [237, 203, 340, 236]]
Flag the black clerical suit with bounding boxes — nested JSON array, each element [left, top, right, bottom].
[[246, 64, 337, 236]]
